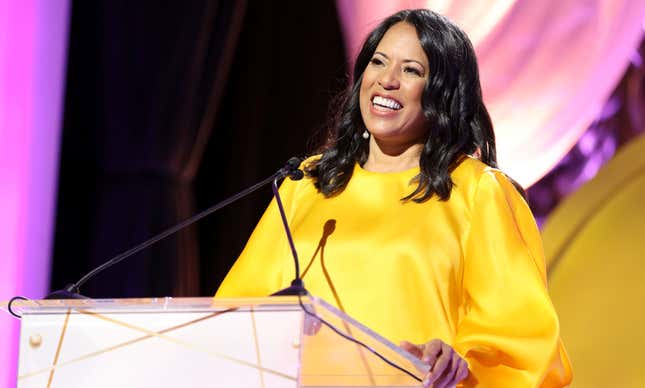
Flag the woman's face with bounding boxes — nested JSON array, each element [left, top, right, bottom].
[[359, 22, 429, 147]]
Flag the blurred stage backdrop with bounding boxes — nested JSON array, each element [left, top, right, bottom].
[[1, 0, 645, 386]]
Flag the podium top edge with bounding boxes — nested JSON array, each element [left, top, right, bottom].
[[1, 296, 311, 315]]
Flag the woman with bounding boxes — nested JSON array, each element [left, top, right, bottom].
[[217, 9, 572, 387]]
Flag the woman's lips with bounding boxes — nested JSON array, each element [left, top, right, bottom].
[[370, 100, 402, 117], [372, 95, 403, 109]]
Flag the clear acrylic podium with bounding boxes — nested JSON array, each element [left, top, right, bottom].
[[6, 296, 425, 387]]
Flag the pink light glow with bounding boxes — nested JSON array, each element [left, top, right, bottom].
[[336, 0, 645, 187], [0, 0, 70, 386]]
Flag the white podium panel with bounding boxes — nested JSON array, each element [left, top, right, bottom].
[[4, 297, 425, 387]]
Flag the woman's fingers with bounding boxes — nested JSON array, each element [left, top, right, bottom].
[[400, 339, 469, 388], [399, 340, 424, 359], [455, 359, 469, 383], [423, 341, 450, 387], [433, 348, 460, 388], [421, 339, 443, 365]]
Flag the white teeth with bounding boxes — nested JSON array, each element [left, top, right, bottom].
[[372, 95, 402, 110]]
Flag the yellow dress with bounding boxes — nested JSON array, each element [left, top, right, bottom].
[[216, 156, 573, 387]]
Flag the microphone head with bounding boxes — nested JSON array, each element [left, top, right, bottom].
[[284, 157, 305, 181], [289, 169, 305, 181], [286, 157, 303, 169]]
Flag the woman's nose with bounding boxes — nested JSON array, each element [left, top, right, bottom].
[[377, 67, 400, 90]]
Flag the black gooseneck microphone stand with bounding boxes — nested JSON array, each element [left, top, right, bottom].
[[270, 176, 306, 296], [45, 157, 307, 299]]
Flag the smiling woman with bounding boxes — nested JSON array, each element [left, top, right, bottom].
[[307, 10, 498, 203], [216, 9, 572, 387]]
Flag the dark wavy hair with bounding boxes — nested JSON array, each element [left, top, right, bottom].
[[305, 9, 497, 202]]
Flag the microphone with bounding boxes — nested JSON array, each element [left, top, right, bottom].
[[45, 157, 306, 299], [269, 172, 306, 296]]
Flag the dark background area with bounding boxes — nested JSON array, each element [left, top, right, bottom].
[[51, 0, 347, 297]]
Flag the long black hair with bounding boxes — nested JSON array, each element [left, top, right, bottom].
[[305, 9, 497, 202]]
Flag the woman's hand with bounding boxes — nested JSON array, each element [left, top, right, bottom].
[[400, 339, 468, 388]]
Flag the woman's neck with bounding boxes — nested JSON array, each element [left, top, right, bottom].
[[363, 137, 424, 173]]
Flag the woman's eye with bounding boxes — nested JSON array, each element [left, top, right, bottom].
[[404, 67, 422, 76], [370, 58, 384, 66]]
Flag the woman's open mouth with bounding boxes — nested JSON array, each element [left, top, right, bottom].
[[371, 95, 402, 111]]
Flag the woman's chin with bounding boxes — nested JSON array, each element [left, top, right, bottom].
[[370, 131, 423, 146]]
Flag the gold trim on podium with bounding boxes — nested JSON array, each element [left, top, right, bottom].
[[250, 306, 267, 388], [46, 308, 71, 388]]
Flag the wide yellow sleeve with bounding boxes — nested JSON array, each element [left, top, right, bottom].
[[215, 178, 299, 298], [454, 170, 572, 387]]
